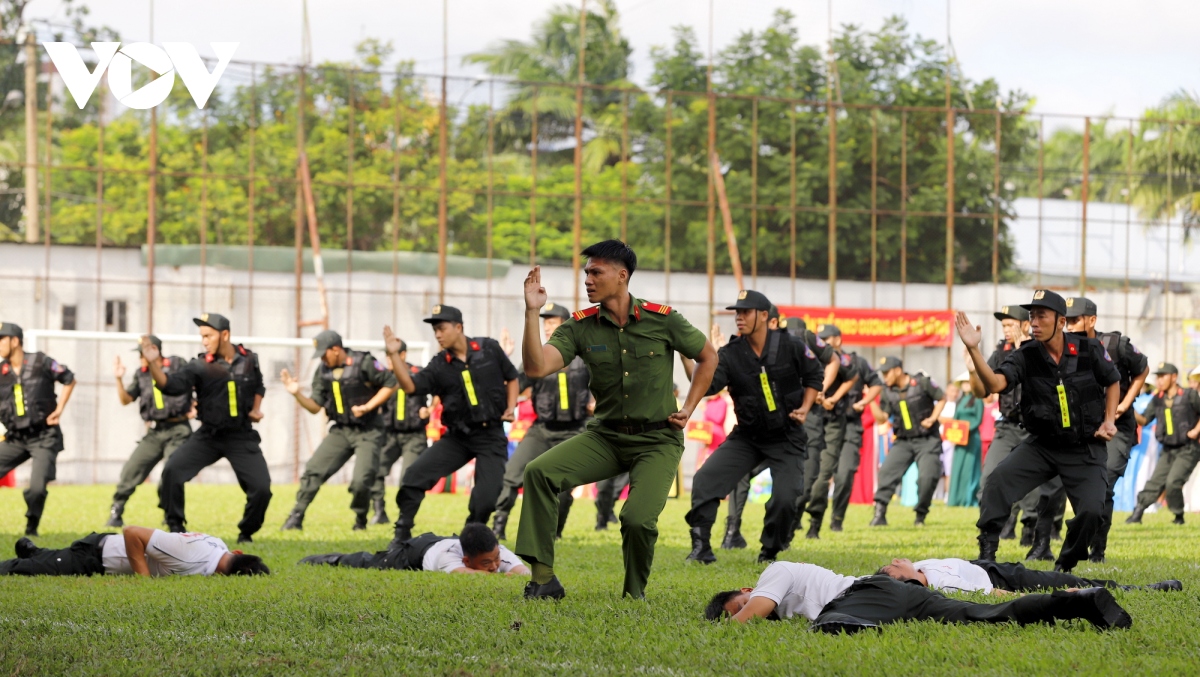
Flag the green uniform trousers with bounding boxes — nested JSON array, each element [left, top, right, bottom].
[[495, 423, 582, 532], [980, 422, 1041, 522], [874, 434, 943, 516], [113, 422, 191, 504], [797, 409, 826, 514], [0, 426, 65, 520], [293, 425, 383, 519], [372, 430, 427, 504], [1136, 442, 1200, 516], [1093, 428, 1135, 553], [517, 422, 683, 598], [807, 414, 864, 523]]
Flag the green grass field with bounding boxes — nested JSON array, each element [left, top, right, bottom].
[[0, 484, 1196, 675]]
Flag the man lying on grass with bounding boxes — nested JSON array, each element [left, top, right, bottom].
[[300, 522, 530, 575], [0, 526, 269, 576], [705, 561, 1132, 633], [878, 557, 1182, 595]]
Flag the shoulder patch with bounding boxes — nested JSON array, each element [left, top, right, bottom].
[[815, 336, 826, 348], [374, 360, 386, 370], [572, 306, 600, 321], [804, 344, 815, 359], [50, 360, 65, 373], [1102, 348, 1112, 362], [641, 301, 672, 315], [840, 353, 851, 366]]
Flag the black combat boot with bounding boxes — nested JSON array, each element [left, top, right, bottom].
[[105, 501, 126, 528], [757, 548, 778, 563], [977, 533, 999, 562], [595, 511, 609, 531], [492, 511, 509, 540], [370, 498, 390, 525], [829, 517, 843, 532], [1019, 518, 1036, 547], [352, 514, 368, 531], [24, 517, 38, 537], [686, 526, 717, 564], [1173, 513, 1185, 525], [1025, 519, 1055, 562], [1125, 504, 1145, 524], [389, 522, 413, 550], [998, 512, 1017, 540], [869, 501, 888, 527], [299, 553, 344, 566], [913, 512, 927, 527], [720, 517, 747, 550], [281, 510, 304, 531], [806, 514, 822, 539]]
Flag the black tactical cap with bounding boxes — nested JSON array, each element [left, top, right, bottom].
[[726, 290, 772, 312], [1064, 297, 1098, 319], [193, 313, 231, 333], [134, 334, 163, 352], [878, 355, 903, 373], [1020, 289, 1067, 316], [311, 329, 343, 358], [767, 304, 781, 321], [790, 317, 808, 333], [539, 302, 571, 321], [817, 324, 842, 339], [423, 304, 464, 325], [0, 322, 23, 341], [1154, 362, 1179, 376], [993, 305, 1030, 323]]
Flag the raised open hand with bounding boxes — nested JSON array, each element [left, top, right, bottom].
[[383, 325, 403, 355], [279, 368, 300, 395], [955, 311, 982, 350], [113, 355, 126, 379], [524, 265, 548, 310]]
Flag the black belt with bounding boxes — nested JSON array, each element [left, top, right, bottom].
[[149, 417, 189, 429], [541, 420, 586, 432], [600, 420, 670, 435]]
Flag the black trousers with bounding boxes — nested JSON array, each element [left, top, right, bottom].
[[595, 473, 630, 519], [396, 426, 508, 528], [816, 575, 1104, 627], [685, 428, 805, 553], [977, 438, 1106, 571], [972, 560, 1117, 592], [0, 425, 64, 521], [308, 533, 448, 571], [158, 426, 273, 537], [0, 532, 110, 576]]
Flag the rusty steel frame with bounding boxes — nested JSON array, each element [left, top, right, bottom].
[[530, 89, 539, 268], [750, 97, 759, 287], [572, 0, 587, 309], [870, 109, 878, 307], [1080, 116, 1090, 295]]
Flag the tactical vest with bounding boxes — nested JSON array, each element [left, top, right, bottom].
[[195, 346, 259, 430], [454, 338, 508, 425], [318, 351, 378, 426], [882, 376, 938, 439], [1097, 331, 1132, 398], [532, 356, 590, 423], [994, 339, 1023, 423], [726, 330, 808, 437], [1017, 337, 1104, 445], [384, 363, 428, 433], [0, 352, 58, 430], [136, 356, 192, 421], [1154, 390, 1197, 447]]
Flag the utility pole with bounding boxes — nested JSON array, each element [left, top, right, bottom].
[[24, 29, 40, 243]]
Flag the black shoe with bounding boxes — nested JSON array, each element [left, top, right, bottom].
[[869, 502, 888, 527], [686, 526, 717, 564], [914, 513, 927, 527], [14, 537, 37, 559], [594, 513, 609, 531], [523, 576, 566, 600], [1026, 539, 1055, 562], [830, 518, 843, 533], [1173, 514, 1185, 525], [167, 522, 186, 533], [1019, 521, 1036, 547], [608, 512, 618, 524], [977, 533, 999, 562], [1088, 552, 1106, 564], [1144, 579, 1183, 592], [298, 553, 343, 566], [24, 518, 38, 537], [281, 510, 304, 531], [370, 498, 390, 526], [999, 513, 1017, 540], [720, 519, 747, 550], [1125, 505, 1145, 524], [757, 549, 778, 563], [352, 515, 368, 531], [806, 517, 821, 540], [389, 524, 412, 550], [1050, 525, 1062, 542], [492, 511, 509, 540], [1053, 562, 1073, 573], [1057, 587, 1132, 630], [105, 503, 125, 528], [237, 533, 253, 545]]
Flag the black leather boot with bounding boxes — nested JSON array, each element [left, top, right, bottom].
[[1173, 513, 1185, 525], [686, 526, 717, 564], [352, 514, 368, 531], [806, 514, 822, 539], [720, 517, 747, 550], [998, 512, 1017, 540], [1019, 518, 1036, 547], [1025, 520, 1056, 562], [977, 533, 999, 562], [492, 511, 509, 540], [595, 511, 609, 531], [1125, 504, 1145, 524], [389, 522, 413, 550], [281, 510, 304, 531], [24, 517, 38, 537], [105, 501, 126, 528], [869, 501, 888, 527], [370, 498, 390, 525]]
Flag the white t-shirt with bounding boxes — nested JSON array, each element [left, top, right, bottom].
[[421, 538, 522, 574], [101, 531, 229, 577], [914, 558, 994, 594], [748, 562, 858, 621]]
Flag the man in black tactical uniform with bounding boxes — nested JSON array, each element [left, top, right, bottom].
[[384, 305, 520, 544], [1129, 363, 1200, 526], [957, 290, 1120, 572], [280, 329, 398, 531], [108, 335, 193, 527], [492, 302, 591, 541], [143, 313, 272, 544], [0, 322, 76, 536], [370, 339, 430, 526], [684, 290, 823, 564], [869, 356, 947, 527]]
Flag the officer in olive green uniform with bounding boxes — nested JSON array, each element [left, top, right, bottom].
[[1130, 363, 1200, 525], [517, 240, 716, 600], [0, 322, 77, 536], [281, 330, 398, 531], [798, 325, 856, 529], [869, 356, 947, 526], [492, 302, 591, 541], [107, 335, 193, 527], [370, 339, 430, 525]]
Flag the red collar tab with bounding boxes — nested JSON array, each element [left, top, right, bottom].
[[572, 306, 601, 322], [236, 345, 247, 356], [1, 364, 8, 375], [345, 355, 354, 365], [641, 301, 671, 316], [1003, 342, 1013, 351], [1067, 342, 1078, 356], [409, 365, 420, 374], [162, 358, 171, 367], [205, 354, 216, 363], [445, 352, 453, 364], [909, 377, 918, 387], [470, 341, 480, 351], [140, 366, 148, 373]]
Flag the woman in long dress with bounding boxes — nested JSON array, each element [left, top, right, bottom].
[[947, 377, 983, 507]]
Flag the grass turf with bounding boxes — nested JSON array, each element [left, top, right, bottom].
[[0, 483, 1197, 675]]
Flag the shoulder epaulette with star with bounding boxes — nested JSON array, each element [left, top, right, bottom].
[[572, 306, 601, 321], [641, 301, 671, 315]]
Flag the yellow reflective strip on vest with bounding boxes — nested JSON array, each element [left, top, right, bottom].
[[462, 370, 479, 406], [899, 399, 913, 429], [332, 381, 344, 414], [1165, 407, 1174, 437], [558, 372, 570, 410], [227, 381, 238, 417], [153, 385, 165, 409], [13, 383, 24, 417], [759, 368, 777, 412], [396, 390, 405, 420], [1056, 383, 1071, 428]]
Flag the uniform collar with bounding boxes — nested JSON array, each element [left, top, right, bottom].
[[597, 294, 642, 326], [444, 338, 481, 363]]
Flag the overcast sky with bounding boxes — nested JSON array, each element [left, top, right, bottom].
[[26, 0, 1199, 126]]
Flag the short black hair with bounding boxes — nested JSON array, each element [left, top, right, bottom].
[[459, 522, 498, 558], [228, 554, 270, 575], [704, 590, 741, 621], [581, 239, 637, 278]]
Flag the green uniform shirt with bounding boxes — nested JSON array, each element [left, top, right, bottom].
[[547, 295, 706, 424]]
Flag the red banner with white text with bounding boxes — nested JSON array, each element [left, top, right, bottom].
[[776, 306, 954, 347]]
